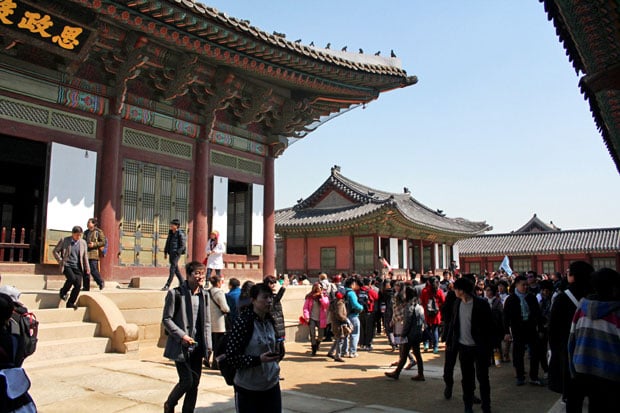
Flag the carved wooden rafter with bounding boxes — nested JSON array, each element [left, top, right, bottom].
[[193, 68, 245, 133], [103, 32, 150, 114], [151, 53, 199, 102], [234, 87, 277, 125], [267, 98, 316, 136]]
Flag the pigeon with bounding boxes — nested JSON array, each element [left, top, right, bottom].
[[325, 42, 331, 49], [374, 51, 381, 56], [390, 49, 397, 57], [359, 48, 364, 53], [294, 39, 302, 43], [341, 46, 347, 51], [309, 41, 314, 46]]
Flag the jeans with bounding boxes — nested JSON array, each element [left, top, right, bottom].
[[426, 324, 439, 350], [329, 334, 347, 357], [394, 340, 424, 376], [166, 345, 203, 413], [206, 268, 221, 277], [234, 383, 281, 413], [344, 315, 360, 355], [458, 344, 491, 413], [165, 253, 184, 287], [85, 259, 104, 290]]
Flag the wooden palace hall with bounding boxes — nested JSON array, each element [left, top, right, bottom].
[[0, 0, 416, 280], [275, 166, 491, 276]]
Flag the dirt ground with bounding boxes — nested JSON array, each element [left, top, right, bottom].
[[278, 336, 560, 413]]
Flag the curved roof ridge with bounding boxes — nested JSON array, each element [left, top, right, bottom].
[[171, 0, 410, 77]]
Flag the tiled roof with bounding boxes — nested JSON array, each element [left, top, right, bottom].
[[539, 0, 620, 175], [167, 0, 410, 78], [455, 227, 620, 256], [275, 168, 491, 235], [514, 214, 560, 233]]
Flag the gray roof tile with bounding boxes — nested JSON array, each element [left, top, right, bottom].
[[455, 227, 620, 256]]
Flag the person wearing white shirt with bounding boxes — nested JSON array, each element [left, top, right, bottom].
[[205, 230, 225, 277]]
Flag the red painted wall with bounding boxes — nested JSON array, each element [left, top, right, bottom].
[[286, 238, 305, 270]]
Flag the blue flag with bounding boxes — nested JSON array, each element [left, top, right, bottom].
[[499, 255, 512, 276]]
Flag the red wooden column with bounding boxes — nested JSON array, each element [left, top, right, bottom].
[[192, 129, 210, 261], [263, 155, 276, 277], [99, 114, 122, 280]]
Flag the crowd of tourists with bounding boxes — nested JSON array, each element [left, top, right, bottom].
[[296, 263, 620, 413]]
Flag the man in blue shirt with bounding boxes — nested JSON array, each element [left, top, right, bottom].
[[343, 277, 363, 358]]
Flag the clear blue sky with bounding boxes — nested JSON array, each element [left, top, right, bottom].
[[207, 1, 620, 233]]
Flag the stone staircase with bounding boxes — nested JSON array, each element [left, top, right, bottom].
[[18, 293, 112, 368]]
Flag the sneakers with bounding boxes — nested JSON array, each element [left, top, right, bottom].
[[161, 284, 170, 291], [411, 375, 425, 381], [529, 379, 546, 386], [99, 281, 105, 290], [405, 361, 416, 370], [348, 353, 358, 358], [433, 347, 439, 354], [59, 291, 68, 301], [423, 343, 429, 352], [334, 356, 345, 362]]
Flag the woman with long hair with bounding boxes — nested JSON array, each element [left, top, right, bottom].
[[302, 282, 330, 356]]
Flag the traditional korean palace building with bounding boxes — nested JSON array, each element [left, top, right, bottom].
[[275, 166, 491, 276], [455, 214, 620, 274], [0, 0, 416, 280], [540, 0, 620, 174]]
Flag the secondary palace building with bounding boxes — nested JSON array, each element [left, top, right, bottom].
[[0, 0, 415, 280], [275, 166, 490, 276], [455, 214, 620, 274]]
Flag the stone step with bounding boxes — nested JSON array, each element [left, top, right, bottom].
[[104, 290, 167, 310], [129, 276, 169, 289], [37, 321, 99, 341], [24, 336, 112, 364], [18, 291, 63, 310], [0, 274, 46, 290], [33, 307, 89, 323]]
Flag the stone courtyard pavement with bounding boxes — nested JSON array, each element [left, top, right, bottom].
[[26, 338, 565, 413]]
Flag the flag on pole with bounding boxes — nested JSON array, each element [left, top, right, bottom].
[[499, 255, 512, 276]]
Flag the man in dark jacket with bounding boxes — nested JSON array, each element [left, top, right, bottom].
[[162, 261, 211, 413], [548, 261, 593, 411], [162, 219, 187, 290], [503, 274, 545, 386], [446, 277, 493, 413]]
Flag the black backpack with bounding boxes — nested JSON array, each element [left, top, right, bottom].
[[11, 303, 39, 363], [357, 289, 369, 312]]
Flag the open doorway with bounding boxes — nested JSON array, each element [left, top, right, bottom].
[[0, 135, 47, 262]]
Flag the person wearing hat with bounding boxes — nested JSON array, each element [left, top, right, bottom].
[[53, 226, 90, 309], [162, 219, 187, 291], [205, 230, 224, 277]]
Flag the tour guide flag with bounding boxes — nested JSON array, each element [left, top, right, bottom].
[[499, 255, 513, 276]]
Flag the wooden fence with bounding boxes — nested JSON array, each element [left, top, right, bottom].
[[0, 227, 29, 262]]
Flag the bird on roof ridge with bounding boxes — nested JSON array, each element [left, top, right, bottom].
[[309, 41, 314, 46], [358, 48, 363, 53], [374, 51, 381, 56], [391, 49, 397, 58], [294, 39, 301, 43], [341, 46, 347, 51], [325, 42, 331, 49]]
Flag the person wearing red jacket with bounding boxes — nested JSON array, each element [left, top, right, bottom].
[[359, 277, 380, 351], [420, 276, 446, 353]]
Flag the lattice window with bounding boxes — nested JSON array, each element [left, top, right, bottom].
[[541, 260, 556, 274], [0, 96, 96, 138], [592, 257, 616, 271], [354, 237, 374, 271], [50, 112, 95, 136], [0, 98, 50, 124], [123, 128, 192, 159], [122, 159, 189, 236], [512, 258, 532, 273], [211, 150, 263, 176], [321, 247, 336, 270]]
